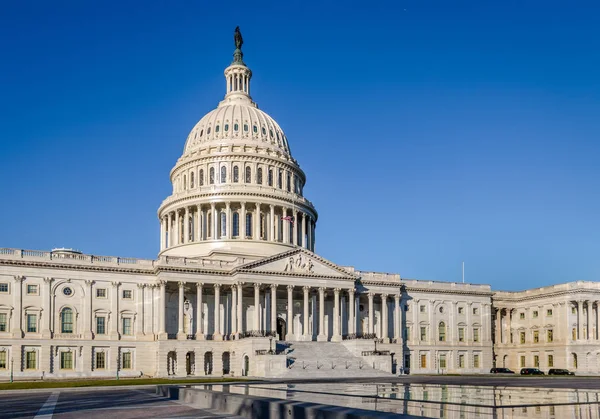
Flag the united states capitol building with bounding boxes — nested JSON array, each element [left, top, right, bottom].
[[1, 30, 598, 380]]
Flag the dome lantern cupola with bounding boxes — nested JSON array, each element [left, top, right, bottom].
[[221, 26, 255, 108]]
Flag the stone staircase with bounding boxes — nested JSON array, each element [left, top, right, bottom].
[[272, 341, 393, 378]]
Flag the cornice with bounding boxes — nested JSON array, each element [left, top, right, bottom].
[[493, 288, 600, 304], [406, 286, 493, 297]]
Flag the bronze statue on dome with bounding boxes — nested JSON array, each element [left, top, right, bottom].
[[234, 26, 243, 50]]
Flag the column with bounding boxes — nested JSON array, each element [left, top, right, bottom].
[[41, 277, 53, 339], [381, 294, 389, 342], [158, 281, 167, 340], [282, 207, 289, 244], [596, 301, 599, 340], [394, 294, 401, 343], [303, 286, 310, 340], [577, 300, 583, 340], [177, 282, 186, 340], [586, 300, 591, 340], [240, 202, 246, 239], [175, 210, 180, 245], [196, 205, 202, 241], [311, 291, 317, 339], [270, 205, 275, 241], [307, 216, 312, 251], [317, 287, 326, 341], [231, 285, 238, 338], [368, 292, 374, 335], [287, 285, 294, 340], [254, 203, 261, 240], [496, 308, 502, 344], [184, 206, 189, 243], [332, 288, 342, 342], [196, 283, 204, 340], [214, 284, 222, 340], [160, 217, 166, 251], [270, 285, 277, 335], [211, 203, 217, 239], [225, 202, 231, 239], [253, 283, 261, 332], [237, 283, 244, 335], [293, 210, 299, 246], [348, 289, 355, 335], [109, 281, 120, 339], [167, 212, 173, 246]]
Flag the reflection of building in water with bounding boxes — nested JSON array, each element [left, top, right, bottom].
[[494, 282, 600, 374], [215, 383, 600, 419]]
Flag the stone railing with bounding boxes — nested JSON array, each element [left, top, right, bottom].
[[343, 333, 378, 340], [358, 271, 401, 283], [53, 333, 82, 339], [361, 350, 391, 356], [240, 330, 276, 339], [255, 349, 285, 356]]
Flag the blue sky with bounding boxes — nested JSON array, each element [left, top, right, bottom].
[[1, 1, 599, 291]]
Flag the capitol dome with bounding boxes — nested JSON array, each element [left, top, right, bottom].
[[157, 29, 317, 260]]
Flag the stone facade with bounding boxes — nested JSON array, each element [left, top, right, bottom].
[[0, 31, 596, 379]]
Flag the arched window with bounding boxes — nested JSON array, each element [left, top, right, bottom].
[[253, 125, 258, 134], [257, 168, 263, 184], [199, 169, 204, 186], [61, 308, 73, 333], [190, 172, 195, 188], [277, 170, 282, 189], [234, 123, 239, 131], [268, 169, 273, 186], [220, 212, 226, 237], [207, 213, 212, 238], [224, 123, 229, 132], [262, 127, 266, 135], [246, 213, 253, 237], [233, 212, 239, 237], [438, 321, 446, 342], [183, 175, 187, 190], [572, 353, 578, 369], [209, 167, 215, 184], [207, 127, 211, 135], [286, 172, 291, 192], [220, 166, 227, 183], [244, 124, 248, 132], [245, 166, 251, 183], [199, 129, 204, 137], [215, 125, 220, 133], [233, 166, 239, 183], [269, 129, 274, 138]]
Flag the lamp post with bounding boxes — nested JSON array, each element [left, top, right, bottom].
[[10, 357, 13, 383], [269, 337, 273, 354], [374, 338, 378, 354]]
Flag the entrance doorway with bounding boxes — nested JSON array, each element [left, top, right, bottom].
[[204, 352, 213, 375], [222, 352, 231, 375], [186, 352, 195, 375], [243, 355, 250, 376], [277, 318, 286, 340]]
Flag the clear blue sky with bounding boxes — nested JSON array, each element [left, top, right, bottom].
[[1, 1, 599, 291]]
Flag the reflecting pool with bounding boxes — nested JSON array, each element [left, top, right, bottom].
[[195, 382, 600, 418]]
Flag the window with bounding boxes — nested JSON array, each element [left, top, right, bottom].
[[533, 330, 539, 343], [473, 328, 480, 342], [520, 355, 526, 368], [253, 125, 257, 133], [262, 127, 266, 135], [439, 354, 447, 369], [286, 172, 291, 192], [420, 305, 426, 313], [215, 125, 220, 133], [209, 167, 215, 184], [61, 308, 73, 333], [277, 170, 282, 189], [458, 307, 464, 314], [458, 327, 465, 342], [243, 123, 248, 132], [26, 351, 36, 369], [458, 354, 464, 368], [520, 331, 526, 344], [0, 283, 7, 293], [547, 329, 553, 342], [404, 326, 410, 341], [519, 312, 525, 319], [96, 317, 106, 335], [245, 166, 251, 183], [246, 213, 253, 237], [199, 129, 203, 137], [95, 352, 106, 369], [183, 175, 186, 190], [438, 322, 446, 342], [207, 127, 211, 135], [473, 354, 480, 368], [233, 123, 238, 132], [233, 166, 239, 182], [233, 212, 240, 237], [572, 353, 578, 369], [63, 286, 73, 296], [420, 354, 427, 368], [534, 355, 539, 368], [473, 307, 478, 315], [27, 284, 38, 295], [268, 169, 273, 186], [0, 313, 6, 332], [220, 212, 226, 237], [257, 167, 263, 184], [0, 351, 6, 369], [199, 169, 204, 186], [220, 166, 227, 183], [547, 309, 553, 316], [122, 318, 132, 336], [122, 290, 132, 299], [572, 328, 577, 340], [533, 311, 538, 318], [26, 314, 37, 333], [224, 123, 229, 132], [548, 354, 554, 367], [572, 306, 576, 314], [60, 351, 73, 369], [190, 172, 195, 188], [420, 326, 427, 341], [122, 352, 132, 369], [96, 288, 107, 298]]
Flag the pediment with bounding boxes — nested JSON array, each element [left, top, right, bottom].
[[235, 248, 357, 280]]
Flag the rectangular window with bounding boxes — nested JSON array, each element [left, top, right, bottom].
[[26, 314, 37, 333], [458, 307, 464, 314], [520, 331, 526, 344], [122, 318, 132, 335], [420, 305, 426, 313], [420, 326, 427, 341], [439, 354, 447, 369], [458, 328, 465, 342], [547, 329, 553, 342], [26, 351, 37, 369], [420, 354, 427, 368], [473, 354, 480, 368], [572, 328, 577, 340], [572, 307, 576, 314], [547, 309, 553, 316], [60, 352, 73, 369], [548, 354, 554, 367], [122, 352, 132, 369], [533, 331, 539, 343], [533, 310, 538, 318], [96, 317, 106, 335], [0, 313, 6, 332], [473, 307, 478, 315], [519, 312, 525, 319], [0, 283, 8, 293], [404, 326, 410, 341], [95, 352, 106, 369], [534, 355, 539, 368], [26, 284, 38, 295], [0, 351, 6, 369], [458, 354, 465, 368], [122, 290, 132, 299], [473, 328, 480, 342], [96, 288, 107, 298], [520, 355, 526, 368]]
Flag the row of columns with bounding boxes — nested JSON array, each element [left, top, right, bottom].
[[160, 202, 315, 251]]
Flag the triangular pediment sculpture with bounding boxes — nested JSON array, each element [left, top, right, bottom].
[[235, 248, 357, 280]]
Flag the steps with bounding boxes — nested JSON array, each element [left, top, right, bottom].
[[272, 341, 393, 378]]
